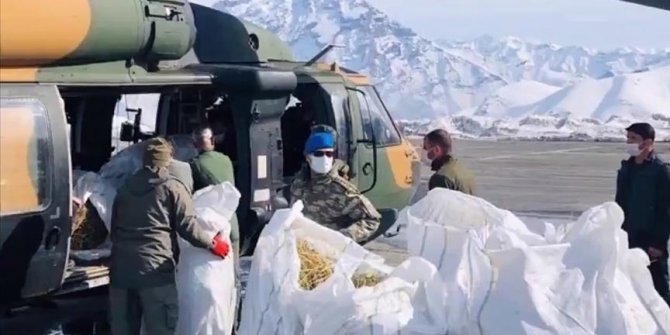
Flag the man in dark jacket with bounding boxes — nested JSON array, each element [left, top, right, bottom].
[[422, 129, 477, 195], [109, 137, 230, 335], [615, 122, 670, 305]]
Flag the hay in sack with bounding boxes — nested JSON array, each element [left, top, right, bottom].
[[70, 200, 108, 250], [297, 239, 383, 290]]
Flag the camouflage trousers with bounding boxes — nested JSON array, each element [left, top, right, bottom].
[[109, 284, 178, 335]]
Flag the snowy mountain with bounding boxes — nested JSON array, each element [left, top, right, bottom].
[[440, 36, 670, 87], [194, 0, 670, 140], [413, 66, 670, 141]]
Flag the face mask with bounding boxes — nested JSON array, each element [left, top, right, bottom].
[[626, 143, 642, 157], [308, 155, 334, 174]]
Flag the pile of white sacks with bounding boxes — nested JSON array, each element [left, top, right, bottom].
[[240, 188, 670, 335], [73, 138, 670, 334]]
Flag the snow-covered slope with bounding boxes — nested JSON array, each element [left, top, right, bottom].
[[470, 80, 561, 118], [194, 0, 670, 140], [410, 67, 670, 141], [207, 0, 511, 119], [440, 36, 670, 87]]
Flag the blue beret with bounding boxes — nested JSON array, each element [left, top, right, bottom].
[[304, 132, 335, 154]]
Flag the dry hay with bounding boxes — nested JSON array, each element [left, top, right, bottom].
[[70, 200, 109, 250], [297, 239, 333, 290], [351, 272, 383, 288], [297, 239, 383, 290]]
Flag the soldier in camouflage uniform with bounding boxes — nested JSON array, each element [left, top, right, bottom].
[[290, 131, 381, 244], [294, 124, 350, 180]]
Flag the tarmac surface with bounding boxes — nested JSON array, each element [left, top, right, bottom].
[[365, 140, 670, 265]]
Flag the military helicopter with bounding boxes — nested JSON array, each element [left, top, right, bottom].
[[0, 0, 419, 307], [3, 0, 655, 311]]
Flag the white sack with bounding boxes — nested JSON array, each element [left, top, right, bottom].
[[175, 182, 240, 335], [99, 135, 197, 190], [74, 135, 198, 239], [72, 171, 116, 234], [398, 188, 670, 335], [238, 201, 449, 335]]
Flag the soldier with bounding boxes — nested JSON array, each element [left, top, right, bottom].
[[423, 129, 477, 195], [189, 126, 242, 325], [304, 124, 350, 179], [290, 131, 381, 244], [168, 159, 194, 193], [109, 137, 230, 335]]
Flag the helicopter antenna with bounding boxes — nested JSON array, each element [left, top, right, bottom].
[[301, 43, 345, 68]]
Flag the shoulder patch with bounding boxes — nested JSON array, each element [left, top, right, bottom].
[[330, 174, 360, 194]]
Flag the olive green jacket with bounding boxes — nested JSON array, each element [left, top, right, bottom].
[[109, 167, 212, 289], [428, 156, 477, 196], [190, 150, 235, 192], [189, 150, 240, 264]]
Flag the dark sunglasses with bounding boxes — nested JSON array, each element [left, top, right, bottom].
[[312, 150, 334, 157]]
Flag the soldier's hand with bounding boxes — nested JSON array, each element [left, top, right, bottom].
[[210, 232, 230, 259]]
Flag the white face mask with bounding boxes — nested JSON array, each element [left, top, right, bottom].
[[626, 143, 642, 157], [308, 155, 334, 174]]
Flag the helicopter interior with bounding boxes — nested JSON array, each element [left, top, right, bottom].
[[280, 83, 335, 179], [63, 86, 239, 180]]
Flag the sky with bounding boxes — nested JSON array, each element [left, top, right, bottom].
[[367, 0, 670, 50]]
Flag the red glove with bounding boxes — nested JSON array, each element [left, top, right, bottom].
[[210, 232, 230, 259]]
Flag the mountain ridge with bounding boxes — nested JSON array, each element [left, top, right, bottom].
[[195, 0, 670, 140]]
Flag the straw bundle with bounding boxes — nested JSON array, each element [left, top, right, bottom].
[[297, 239, 333, 290], [296, 239, 383, 290], [70, 201, 108, 250]]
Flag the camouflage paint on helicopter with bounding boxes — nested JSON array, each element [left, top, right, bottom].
[[0, 1, 297, 92], [0, 0, 200, 84]]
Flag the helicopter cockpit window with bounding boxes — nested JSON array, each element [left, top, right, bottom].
[[359, 86, 401, 146], [0, 98, 51, 215]]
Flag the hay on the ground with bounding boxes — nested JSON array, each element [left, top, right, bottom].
[[296, 239, 384, 290]]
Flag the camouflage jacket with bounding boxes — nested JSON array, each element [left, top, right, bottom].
[[289, 167, 381, 243]]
